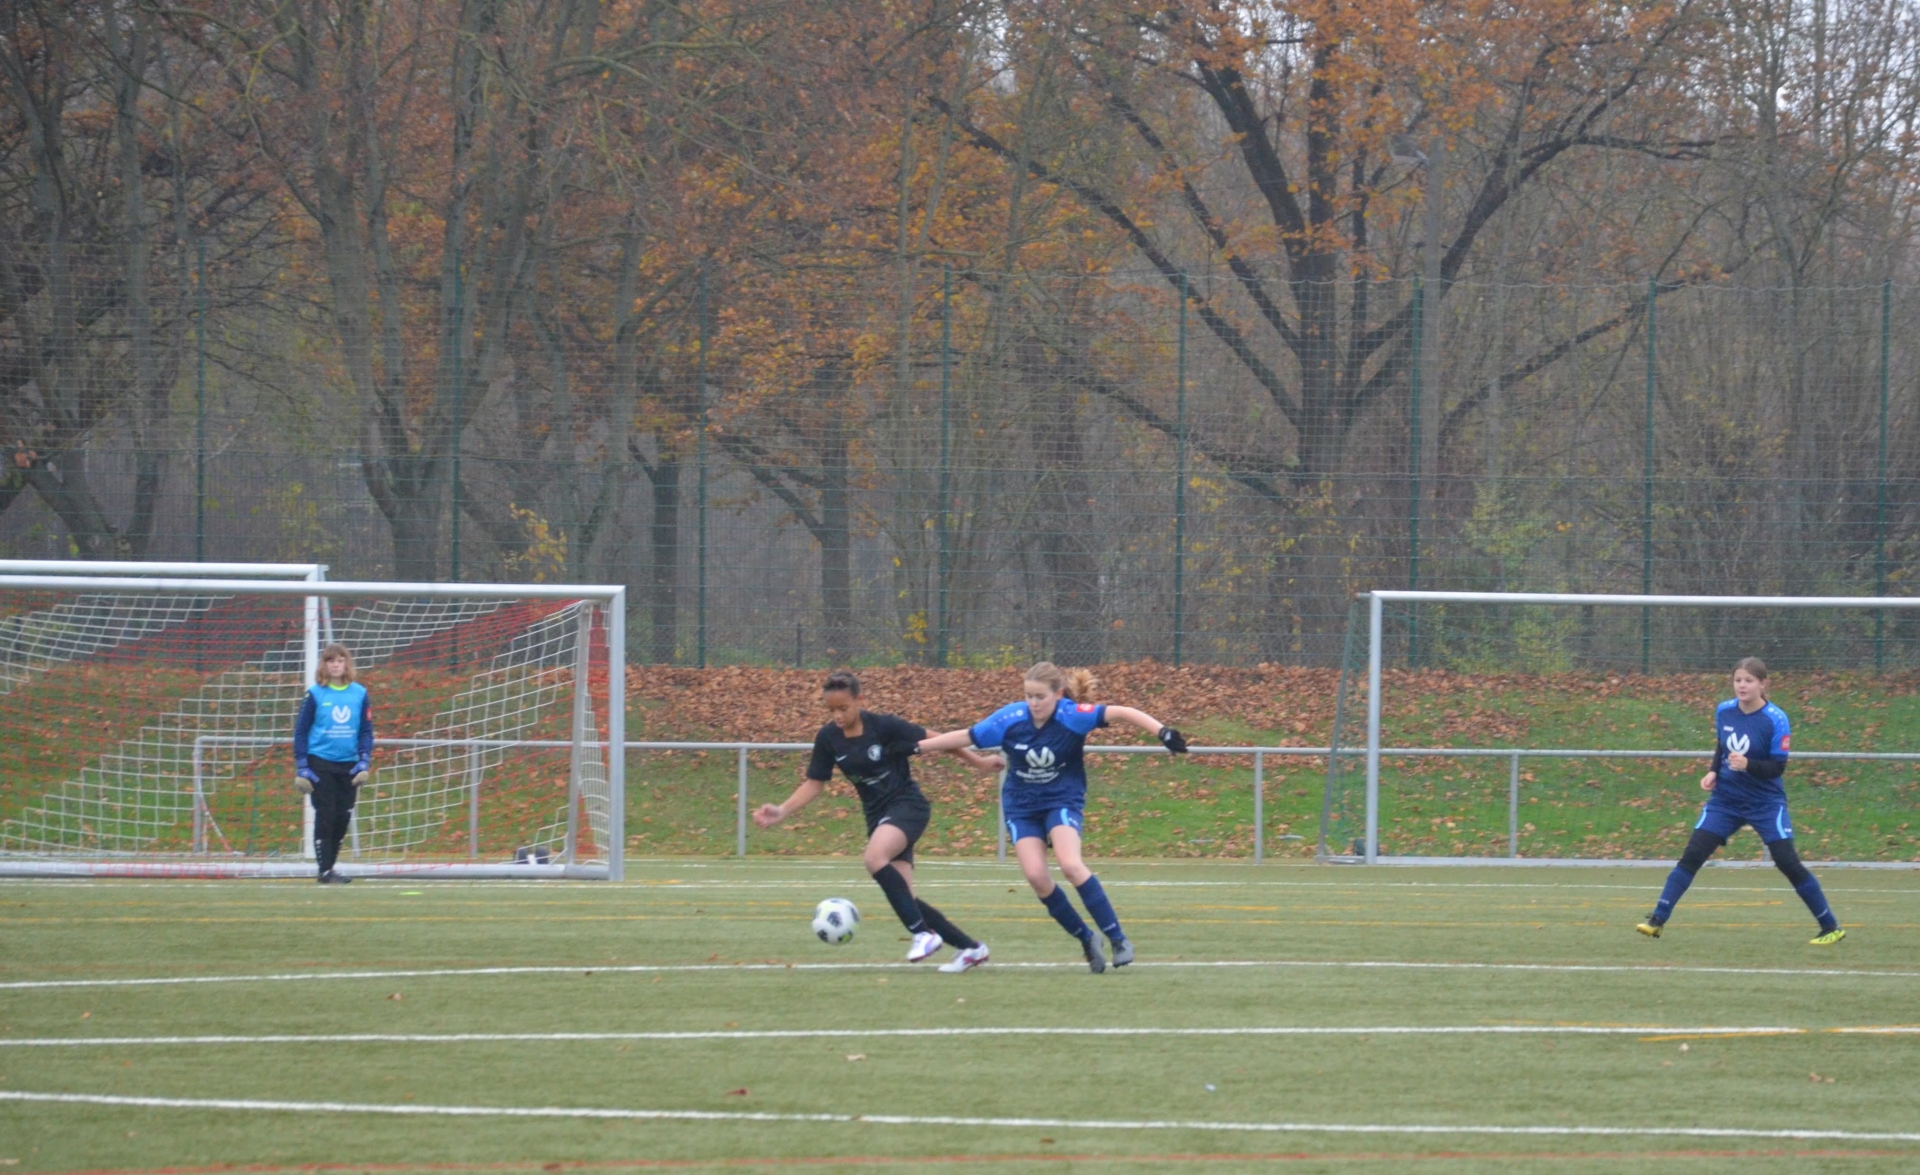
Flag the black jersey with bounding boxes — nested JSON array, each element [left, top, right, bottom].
[[806, 711, 928, 818]]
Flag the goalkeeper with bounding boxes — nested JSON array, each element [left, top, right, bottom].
[[293, 642, 374, 884]]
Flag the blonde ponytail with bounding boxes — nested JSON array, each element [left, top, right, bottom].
[[1025, 661, 1099, 702]]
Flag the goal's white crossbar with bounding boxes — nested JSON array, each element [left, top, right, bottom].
[[1369, 590, 1920, 608], [0, 576, 627, 880], [1353, 590, 1920, 865], [0, 561, 325, 579], [0, 576, 615, 598]]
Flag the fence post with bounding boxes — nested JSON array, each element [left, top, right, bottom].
[[1173, 272, 1189, 666], [936, 265, 953, 667], [1252, 750, 1264, 863], [1407, 277, 1423, 667], [1508, 751, 1520, 858], [450, 253, 463, 583], [1364, 593, 1383, 864], [194, 239, 208, 564], [1642, 276, 1656, 673], [1877, 279, 1892, 669], [696, 265, 710, 669], [736, 745, 749, 858], [192, 737, 206, 854], [468, 742, 482, 859], [996, 769, 1007, 862]]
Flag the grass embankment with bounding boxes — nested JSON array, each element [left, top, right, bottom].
[[622, 666, 1920, 861]]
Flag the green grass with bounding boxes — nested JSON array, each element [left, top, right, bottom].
[[4, 860, 1919, 1172]]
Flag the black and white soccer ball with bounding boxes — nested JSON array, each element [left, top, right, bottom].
[[515, 845, 551, 865], [811, 897, 860, 944]]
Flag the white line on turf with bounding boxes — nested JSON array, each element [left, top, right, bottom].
[[0, 1024, 1850, 1047], [4, 958, 1916, 991], [3, 1090, 1918, 1144], [3, 877, 1909, 893]]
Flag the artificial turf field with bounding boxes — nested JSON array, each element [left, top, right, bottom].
[[3, 860, 1919, 1173]]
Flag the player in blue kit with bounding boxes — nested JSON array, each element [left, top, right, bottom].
[[917, 662, 1188, 973], [1637, 657, 1844, 945], [292, 642, 374, 885]]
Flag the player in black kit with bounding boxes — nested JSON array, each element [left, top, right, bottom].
[[755, 670, 997, 972]]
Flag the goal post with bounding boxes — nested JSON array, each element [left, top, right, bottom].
[[0, 575, 624, 880], [1324, 590, 1920, 866]]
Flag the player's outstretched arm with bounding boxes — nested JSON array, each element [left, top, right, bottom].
[[949, 746, 1003, 771], [1105, 705, 1189, 753], [754, 778, 825, 828], [918, 728, 975, 754]]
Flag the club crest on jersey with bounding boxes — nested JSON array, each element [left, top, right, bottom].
[[1015, 745, 1061, 784], [331, 704, 353, 725], [867, 744, 883, 761], [1727, 733, 1750, 756]]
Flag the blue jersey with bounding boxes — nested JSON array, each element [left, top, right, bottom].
[[971, 700, 1108, 812], [1711, 698, 1790, 805], [294, 682, 373, 771]]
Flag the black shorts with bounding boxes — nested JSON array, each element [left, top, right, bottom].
[[864, 790, 931, 863]]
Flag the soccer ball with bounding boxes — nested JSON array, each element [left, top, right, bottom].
[[812, 897, 860, 944]]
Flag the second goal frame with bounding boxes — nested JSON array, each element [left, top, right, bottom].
[[1350, 590, 1920, 865]]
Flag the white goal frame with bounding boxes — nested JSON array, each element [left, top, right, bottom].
[[1353, 590, 1920, 865], [0, 575, 625, 880]]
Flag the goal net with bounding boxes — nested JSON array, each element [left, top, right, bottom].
[[1321, 591, 1920, 866], [0, 573, 625, 879]]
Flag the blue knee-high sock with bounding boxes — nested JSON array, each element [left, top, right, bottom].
[[1040, 886, 1092, 940], [1650, 866, 1697, 925], [1074, 875, 1124, 942], [1793, 878, 1839, 933]]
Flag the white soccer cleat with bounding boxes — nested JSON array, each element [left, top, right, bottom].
[[938, 943, 990, 973], [906, 930, 945, 962]]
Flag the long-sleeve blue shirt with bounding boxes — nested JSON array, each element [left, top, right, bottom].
[[293, 682, 374, 774]]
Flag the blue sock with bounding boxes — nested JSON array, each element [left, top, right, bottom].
[[1794, 878, 1839, 933], [1650, 866, 1696, 925], [1075, 875, 1124, 942], [1040, 886, 1092, 940]]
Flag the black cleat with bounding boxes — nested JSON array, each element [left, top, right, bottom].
[[320, 869, 352, 885], [1081, 932, 1107, 974]]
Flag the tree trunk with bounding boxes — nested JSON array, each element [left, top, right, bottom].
[[646, 452, 681, 664], [1029, 341, 1102, 663], [818, 416, 853, 659]]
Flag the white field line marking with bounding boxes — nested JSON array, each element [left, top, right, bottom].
[[0, 1025, 1842, 1048], [4, 1090, 1919, 1144], [5, 957, 1918, 992], [5, 877, 1911, 894]]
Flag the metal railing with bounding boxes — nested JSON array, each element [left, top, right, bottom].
[[188, 734, 1920, 865]]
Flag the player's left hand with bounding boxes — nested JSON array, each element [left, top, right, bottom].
[[1726, 752, 1747, 771], [351, 770, 370, 786], [752, 803, 786, 829], [1158, 726, 1189, 754]]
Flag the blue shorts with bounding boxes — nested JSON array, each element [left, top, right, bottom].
[[1696, 795, 1793, 844], [1006, 806, 1083, 844]]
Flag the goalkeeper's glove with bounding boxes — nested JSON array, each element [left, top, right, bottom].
[[1158, 726, 1190, 754], [294, 766, 318, 795], [351, 762, 370, 786]]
